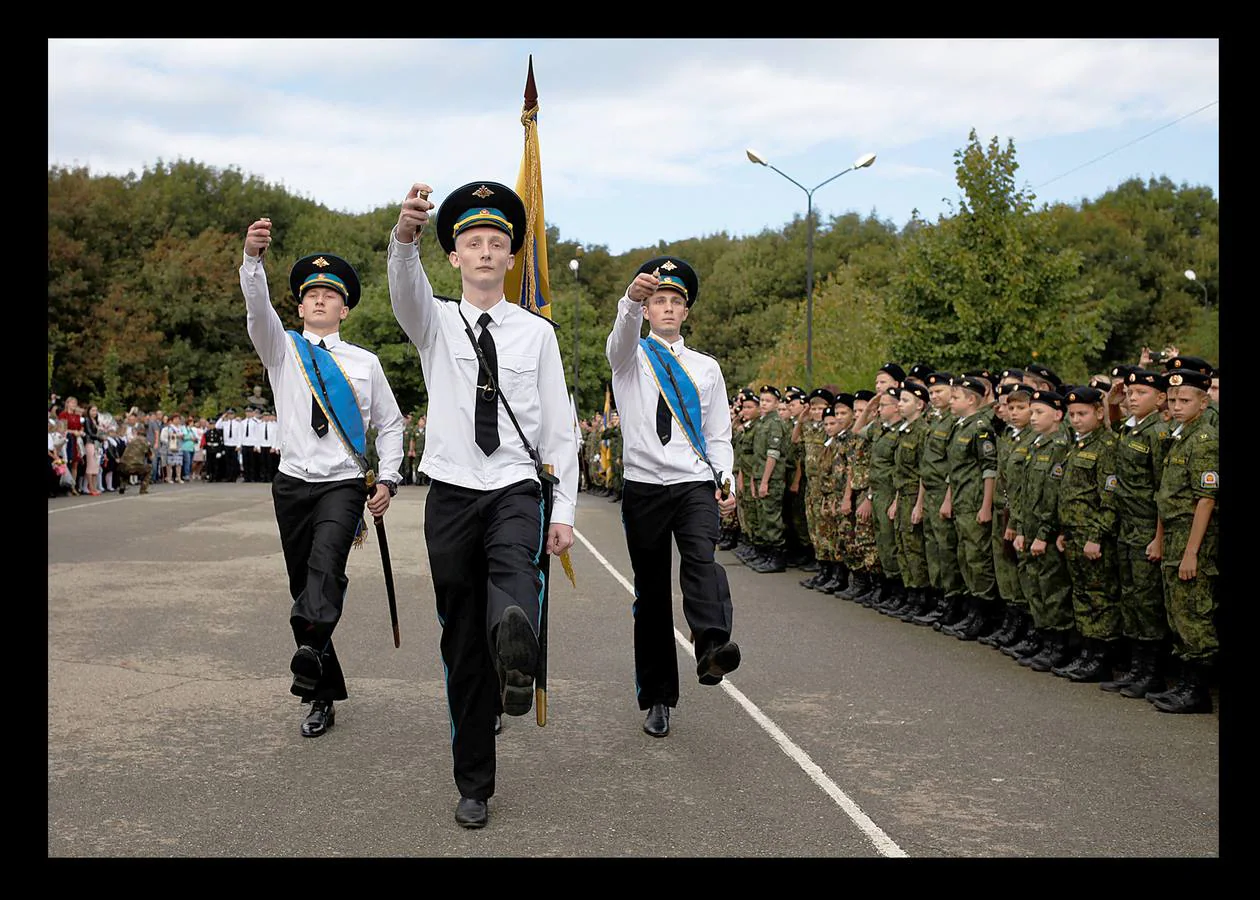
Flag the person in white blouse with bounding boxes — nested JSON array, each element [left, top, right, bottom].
[[240, 218, 405, 740], [388, 180, 576, 830], [606, 256, 741, 740]]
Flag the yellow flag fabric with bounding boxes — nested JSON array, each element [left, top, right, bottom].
[[503, 57, 551, 319]]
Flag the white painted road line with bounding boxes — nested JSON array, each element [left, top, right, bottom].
[[571, 526, 909, 858]]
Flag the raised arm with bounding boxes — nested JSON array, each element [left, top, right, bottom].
[[387, 183, 440, 351], [606, 272, 658, 373], [240, 218, 288, 369]]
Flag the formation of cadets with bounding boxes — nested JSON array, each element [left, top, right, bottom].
[[704, 356, 1220, 716]]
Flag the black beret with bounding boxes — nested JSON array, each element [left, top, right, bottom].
[[879, 362, 906, 382], [952, 375, 988, 397], [738, 388, 758, 402], [1030, 390, 1064, 411], [995, 382, 1026, 398], [1164, 355, 1213, 376], [902, 382, 930, 404], [1164, 370, 1212, 391], [1065, 386, 1105, 405], [833, 392, 856, 409], [785, 385, 808, 402], [637, 256, 700, 307], [1027, 363, 1062, 388], [1000, 368, 1027, 381], [806, 388, 836, 406], [1126, 368, 1167, 390], [853, 389, 876, 402], [822, 406, 837, 418], [926, 371, 955, 387], [758, 385, 782, 399], [909, 363, 934, 382], [965, 369, 999, 388], [1110, 364, 1135, 381], [435, 181, 527, 255]]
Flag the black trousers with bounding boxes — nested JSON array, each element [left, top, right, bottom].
[[271, 472, 366, 702], [425, 478, 545, 800], [622, 479, 734, 710]]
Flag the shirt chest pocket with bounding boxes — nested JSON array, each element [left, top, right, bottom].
[[498, 352, 538, 396]]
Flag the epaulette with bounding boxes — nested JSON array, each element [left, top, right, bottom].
[[688, 346, 719, 361], [435, 294, 460, 303], [523, 305, 560, 329]]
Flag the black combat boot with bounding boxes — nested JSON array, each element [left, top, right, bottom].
[[953, 598, 995, 641], [1051, 636, 1092, 678], [799, 561, 830, 589], [875, 577, 905, 614], [717, 528, 739, 552], [910, 589, 948, 626], [750, 547, 786, 574], [1066, 638, 1116, 682], [1012, 629, 1046, 665], [740, 544, 768, 568], [1028, 630, 1073, 672], [835, 569, 866, 600], [734, 539, 756, 561], [1150, 661, 1213, 714], [932, 594, 968, 632], [940, 597, 979, 636], [1098, 638, 1135, 691], [820, 563, 849, 594], [997, 609, 1031, 651], [895, 587, 930, 621], [854, 573, 883, 607], [797, 551, 820, 573], [1117, 642, 1164, 698]]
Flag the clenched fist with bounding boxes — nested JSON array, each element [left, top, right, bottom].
[[396, 183, 435, 244]]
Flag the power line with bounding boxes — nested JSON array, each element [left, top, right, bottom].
[[1034, 100, 1218, 190]]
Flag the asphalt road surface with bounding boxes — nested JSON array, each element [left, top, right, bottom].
[[48, 481, 1220, 859]]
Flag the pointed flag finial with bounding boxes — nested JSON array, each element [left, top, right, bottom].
[[524, 55, 538, 106]]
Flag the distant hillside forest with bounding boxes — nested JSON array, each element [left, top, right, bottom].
[[48, 129, 1218, 419]]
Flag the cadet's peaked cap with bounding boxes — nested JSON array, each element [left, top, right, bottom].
[[1030, 390, 1064, 411], [1164, 355, 1214, 377], [806, 388, 836, 406], [436, 181, 527, 255], [290, 254, 362, 309], [1127, 368, 1167, 390], [1027, 363, 1063, 388], [759, 384, 782, 399], [909, 363, 934, 382], [1164, 370, 1212, 391], [637, 256, 700, 307], [833, 392, 856, 409], [1065, 386, 1105, 405], [853, 389, 876, 402], [879, 362, 906, 382]]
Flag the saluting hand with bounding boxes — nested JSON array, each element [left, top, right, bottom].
[[627, 272, 659, 303], [245, 218, 272, 258], [396, 183, 435, 244]]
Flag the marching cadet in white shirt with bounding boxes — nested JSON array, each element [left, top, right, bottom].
[[240, 218, 405, 740], [607, 256, 741, 741], [218, 408, 243, 482], [259, 412, 279, 483], [387, 181, 576, 830]]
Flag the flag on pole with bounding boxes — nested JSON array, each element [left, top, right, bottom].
[[503, 55, 551, 319]]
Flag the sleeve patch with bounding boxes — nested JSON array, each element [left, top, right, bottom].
[[981, 440, 995, 455], [1051, 463, 1065, 478], [1104, 474, 1118, 492], [1201, 471, 1218, 488]]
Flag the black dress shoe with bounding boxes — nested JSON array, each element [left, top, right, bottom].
[[300, 699, 335, 738], [455, 797, 488, 829], [697, 640, 741, 683], [643, 704, 670, 737], [290, 645, 322, 693], [496, 606, 539, 717]]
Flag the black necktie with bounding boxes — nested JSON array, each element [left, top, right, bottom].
[[311, 340, 330, 438], [475, 313, 500, 455], [657, 394, 672, 445]]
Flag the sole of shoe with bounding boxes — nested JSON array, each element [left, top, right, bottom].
[[699, 641, 741, 680], [497, 607, 538, 717], [290, 646, 322, 693]]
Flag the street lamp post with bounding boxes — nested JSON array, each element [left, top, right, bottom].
[[746, 149, 876, 388], [1184, 269, 1209, 307], [569, 258, 581, 404]]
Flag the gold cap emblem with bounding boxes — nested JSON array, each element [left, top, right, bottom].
[[660, 260, 678, 271], [1169, 373, 1184, 386], [313, 257, 330, 268], [473, 185, 494, 199]]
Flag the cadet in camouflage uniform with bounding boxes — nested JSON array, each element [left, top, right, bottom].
[[911, 372, 965, 627], [717, 396, 743, 550], [936, 375, 1002, 641], [816, 395, 857, 595], [782, 386, 813, 568], [1147, 368, 1218, 714], [586, 413, 606, 495], [987, 382, 1036, 650], [885, 382, 931, 619], [116, 428, 154, 495], [1100, 368, 1172, 698], [1163, 356, 1217, 430], [1011, 390, 1075, 671], [837, 390, 881, 602], [733, 389, 763, 564], [866, 389, 904, 609], [749, 385, 790, 573], [1050, 386, 1122, 682], [798, 388, 835, 589], [604, 410, 624, 501]]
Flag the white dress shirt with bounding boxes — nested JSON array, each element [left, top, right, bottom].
[[217, 416, 241, 446], [606, 293, 733, 486], [260, 419, 277, 450], [386, 230, 576, 526], [242, 415, 264, 448], [240, 252, 404, 484]]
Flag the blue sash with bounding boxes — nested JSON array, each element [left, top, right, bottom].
[[640, 336, 707, 460], [288, 332, 367, 461]]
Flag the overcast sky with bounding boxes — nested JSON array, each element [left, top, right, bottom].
[[48, 38, 1219, 257]]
